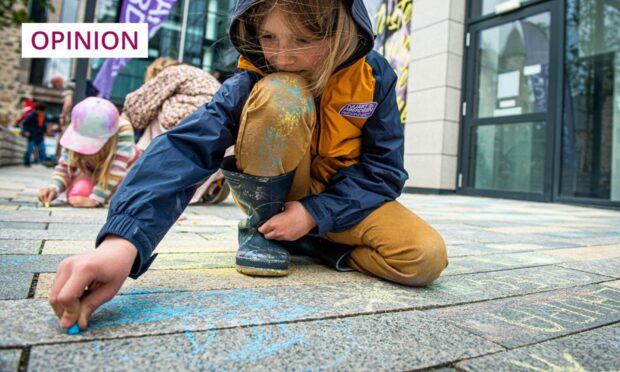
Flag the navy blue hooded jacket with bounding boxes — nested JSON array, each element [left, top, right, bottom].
[[97, 0, 407, 278]]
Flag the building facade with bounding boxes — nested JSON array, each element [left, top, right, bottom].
[[409, 0, 619, 208], [3, 0, 619, 208]]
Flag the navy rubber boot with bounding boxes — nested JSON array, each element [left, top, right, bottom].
[[220, 156, 294, 276]]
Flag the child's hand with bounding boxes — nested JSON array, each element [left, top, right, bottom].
[[258, 201, 317, 241], [38, 188, 57, 204], [49, 235, 137, 330], [68, 196, 99, 208]]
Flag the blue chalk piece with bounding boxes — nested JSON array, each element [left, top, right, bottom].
[[67, 323, 80, 335]]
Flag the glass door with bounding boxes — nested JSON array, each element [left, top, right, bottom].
[[460, 1, 560, 200]]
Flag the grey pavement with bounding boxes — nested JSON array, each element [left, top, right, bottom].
[[0, 164, 619, 371]]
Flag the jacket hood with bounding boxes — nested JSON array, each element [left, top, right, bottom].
[[229, 0, 375, 72]]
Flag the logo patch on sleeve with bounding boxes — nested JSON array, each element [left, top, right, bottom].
[[339, 102, 378, 118]]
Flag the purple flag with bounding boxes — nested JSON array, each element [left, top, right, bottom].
[[94, 0, 177, 98]]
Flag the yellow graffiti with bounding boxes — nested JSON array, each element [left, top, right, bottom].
[[387, 0, 412, 31], [509, 352, 610, 372], [372, 1, 412, 125], [539, 303, 598, 324], [488, 310, 565, 332], [374, 4, 387, 35], [584, 288, 620, 310], [397, 95, 406, 123]]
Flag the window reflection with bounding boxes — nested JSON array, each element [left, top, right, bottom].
[[475, 13, 550, 118], [474, 122, 546, 193], [562, 0, 620, 201]]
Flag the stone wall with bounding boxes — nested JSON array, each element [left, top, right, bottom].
[[0, 126, 27, 166], [404, 0, 466, 191], [0, 26, 33, 128]]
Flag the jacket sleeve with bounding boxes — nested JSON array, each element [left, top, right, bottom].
[[96, 72, 256, 278], [299, 65, 407, 235]]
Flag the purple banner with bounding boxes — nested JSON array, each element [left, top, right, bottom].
[[93, 0, 177, 98]]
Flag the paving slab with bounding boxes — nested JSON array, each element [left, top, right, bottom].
[[426, 285, 620, 348], [34, 266, 373, 298], [0, 255, 68, 273], [559, 258, 620, 278], [0, 240, 42, 254], [28, 311, 503, 371], [0, 229, 98, 241], [0, 349, 21, 372], [445, 244, 492, 257], [438, 230, 582, 245], [0, 222, 47, 230], [456, 324, 620, 371], [48, 215, 106, 224], [1, 266, 608, 347], [150, 252, 236, 270], [0, 272, 33, 300], [443, 252, 565, 276], [170, 225, 238, 234], [445, 241, 583, 257], [175, 214, 238, 226], [546, 235, 620, 246], [0, 211, 51, 223], [482, 241, 580, 251], [46, 223, 103, 232], [40, 239, 238, 255], [541, 244, 620, 261], [184, 202, 245, 219], [163, 231, 234, 244], [604, 280, 620, 289]]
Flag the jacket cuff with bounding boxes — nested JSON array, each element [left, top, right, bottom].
[[299, 195, 334, 236], [49, 180, 65, 193], [95, 214, 158, 279], [89, 193, 106, 206]]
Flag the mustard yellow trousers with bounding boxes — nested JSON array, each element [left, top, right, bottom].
[[234, 73, 448, 286]]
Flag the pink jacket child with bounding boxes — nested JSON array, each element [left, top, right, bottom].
[[39, 97, 139, 208]]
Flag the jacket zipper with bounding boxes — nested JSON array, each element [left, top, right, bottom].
[[314, 96, 321, 155]]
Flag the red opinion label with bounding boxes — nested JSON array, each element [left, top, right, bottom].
[[22, 23, 148, 58]]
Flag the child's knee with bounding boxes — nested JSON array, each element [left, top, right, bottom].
[[384, 230, 448, 286], [250, 73, 315, 120]]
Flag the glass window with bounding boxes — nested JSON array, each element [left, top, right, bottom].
[[475, 12, 550, 118], [472, 0, 513, 17], [90, 0, 236, 103], [473, 122, 546, 193], [471, 0, 542, 18], [42, 0, 79, 86], [562, 0, 620, 201]]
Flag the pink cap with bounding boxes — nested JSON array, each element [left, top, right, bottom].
[[60, 97, 119, 155]]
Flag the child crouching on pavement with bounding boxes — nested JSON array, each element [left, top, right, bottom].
[[49, 0, 449, 332], [39, 97, 138, 208]]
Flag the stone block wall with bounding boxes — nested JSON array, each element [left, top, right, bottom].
[[0, 26, 33, 128], [0, 127, 27, 166], [404, 0, 466, 191]]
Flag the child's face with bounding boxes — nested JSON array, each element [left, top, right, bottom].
[[258, 8, 328, 79]]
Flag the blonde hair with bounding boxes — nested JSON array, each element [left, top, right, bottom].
[[68, 133, 119, 189], [233, 0, 361, 96], [145, 57, 181, 82]]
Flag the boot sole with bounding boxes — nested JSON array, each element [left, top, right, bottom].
[[236, 265, 290, 277]]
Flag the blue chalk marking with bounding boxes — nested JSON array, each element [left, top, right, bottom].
[[67, 322, 80, 335]]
